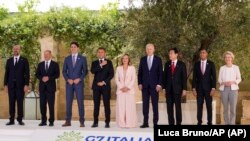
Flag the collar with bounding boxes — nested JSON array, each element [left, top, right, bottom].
[[147, 55, 154, 58], [200, 59, 207, 63], [14, 55, 20, 60], [72, 53, 78, 57], [45, 59, 51, 64], [171, 59, 177, 64]]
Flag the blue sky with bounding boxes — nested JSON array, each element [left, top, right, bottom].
[[0, 0, 141, 12]]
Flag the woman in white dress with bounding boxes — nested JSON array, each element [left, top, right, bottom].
[[115, 54, 137, 128]]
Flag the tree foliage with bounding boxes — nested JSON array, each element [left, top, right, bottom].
[[125, 0, 250, 80], [0, 0, 125, 90]]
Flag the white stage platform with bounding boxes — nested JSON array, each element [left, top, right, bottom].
[[0, 120, 153, 141]]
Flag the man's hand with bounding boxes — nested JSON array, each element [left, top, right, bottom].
[[156, 85, 162, 92], [210, 89, 216, 96], [192, 89, 197, 97], [138, 84, 143, 90], [42, 76, 49, 82], [97, 81, 105, 86], [24, 85, 29, 93], [4, 85, 8, 94], [182, 90, 187, 97], [73, 78, 81, 85], [100, 60, 107, 67], [67, 79, 74, 85]]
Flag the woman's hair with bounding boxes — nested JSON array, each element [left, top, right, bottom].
[[223, 51, 235, 60], [120, 54, 131, 65]]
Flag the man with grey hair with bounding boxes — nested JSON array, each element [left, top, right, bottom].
[[138, 43, 163, 128], [4, 44, 30, 126]]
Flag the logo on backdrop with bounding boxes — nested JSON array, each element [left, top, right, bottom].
[[56, 131, 152, 141]]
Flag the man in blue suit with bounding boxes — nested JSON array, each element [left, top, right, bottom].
[[62, 41, 88, 127], [138, 43, 163, 128]]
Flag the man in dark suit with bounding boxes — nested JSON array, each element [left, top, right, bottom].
[[35, 50, 60, 126], [138, 43, 163, 128], [163, 47, 187, 125], [192, 48, 216, 125], [91, 47, 114, 128], [4, 44, 30, 126], [62, 41, 88, 127]]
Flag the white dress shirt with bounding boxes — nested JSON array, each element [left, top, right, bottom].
[[14, 55, 20, 65], [200, 59, 207, 72], [45, 59, 51, 68], [171, 59, 177, 67], [72, 53, 78, 62], [147, 55, 154, 65]]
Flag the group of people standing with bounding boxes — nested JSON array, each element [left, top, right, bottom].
[[3, 42, 241, 128]]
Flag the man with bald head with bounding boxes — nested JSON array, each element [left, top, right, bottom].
[[36, 50, 60, 126], [4, 44, 30, 126], [138, 43, 163, 128]]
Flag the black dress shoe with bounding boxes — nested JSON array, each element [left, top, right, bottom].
[[105, 124, 110, 128], [140, 124, 149, 128], [39, 123, 47, 126], [91, 123, 98, 128], [80, 123, 85, 127], [6, 121, 15, 126], [18, 121, 25, 126], [49, 123, 54, 126]]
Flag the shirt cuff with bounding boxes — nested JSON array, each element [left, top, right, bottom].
[[103, 81, 106, 85], [156, 85, 161, 88]]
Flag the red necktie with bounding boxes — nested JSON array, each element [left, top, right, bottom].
[[171, 62, 175, 74]]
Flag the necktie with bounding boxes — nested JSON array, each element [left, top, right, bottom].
[[45, 61, 49, 72], [171, 62, 175, 74], [72, 55, 76, 67], [14, 58, 18, 66], [99, 59, 103, 64], [148, 56, 152, 70], [201, 61, 205, 75]]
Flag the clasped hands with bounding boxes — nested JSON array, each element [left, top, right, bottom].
[[221, 81, 236, 87], [67, 78, 81, 85]]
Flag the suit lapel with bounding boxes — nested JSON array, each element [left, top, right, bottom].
[[145, 57, 149, 71], [151, 56, 156, 70], [74, 55, 80, 68], [198, 61, 202, 75], [70, 55, 74, 69], [47, 61, 53, 73], [174, 60, 179, 74], [204, 61, 209, 75], [15, 57, 22, 68], [120, 67, 124, 82]]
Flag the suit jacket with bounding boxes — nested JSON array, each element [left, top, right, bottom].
[[192, 60, 216, 91], [62, 54, 88, 86], [115, 66, 136, 95], [35, 60, 60, 92], [138, 55, 163, 89], [163, 60, 187, 94], [91, 59, 114, 90], [4, 56, 30, 89]]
